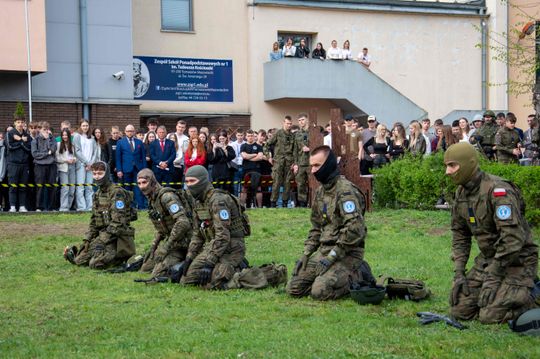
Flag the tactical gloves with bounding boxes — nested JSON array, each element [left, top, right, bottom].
[[316, 256, 336, 275], [293, 255, 309, 276], [450, 271, 470, 306], [478, 274, 503, 308], [93, 243, 105, 257], [198, 263, 214, 285]]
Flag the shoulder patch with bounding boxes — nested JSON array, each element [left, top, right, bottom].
[[343, 200, 356, 213], [115, 200, 125, 209], [169, 203, 180, 214], [219, 209, 230, 220], [493, 188, 507, 197], [496, 205, 512, 220]]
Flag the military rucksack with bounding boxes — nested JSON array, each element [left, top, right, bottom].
[[376, 276, 431, 301]]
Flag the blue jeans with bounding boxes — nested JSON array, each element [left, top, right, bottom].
[[232, 167, 243, 197]]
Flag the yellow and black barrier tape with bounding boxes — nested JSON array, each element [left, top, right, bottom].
[[0, 179, 287, 188]]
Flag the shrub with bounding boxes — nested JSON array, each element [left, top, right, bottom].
[[14, 102, 26, 120], [372, 152, 540, 225]]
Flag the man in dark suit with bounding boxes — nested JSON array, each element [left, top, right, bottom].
[[116, 124, 146, 208], [149, 125, 176, 185]]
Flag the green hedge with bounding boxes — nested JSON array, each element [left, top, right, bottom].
[[372, 152, 540, 225]]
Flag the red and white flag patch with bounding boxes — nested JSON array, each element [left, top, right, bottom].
[[493, 188, 507, 197]]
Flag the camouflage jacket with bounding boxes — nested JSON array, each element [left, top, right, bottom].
[[472, 122, 499, 146], [304, 176, 367, 260], [451, 171, 538, 277], [293, 128, 310, 166], [87, 183, 135, 241], [267, 128, 294, 161], [148, 186, 195, 249], [495, 127, 520, 163], [187, 188, 245, 265]]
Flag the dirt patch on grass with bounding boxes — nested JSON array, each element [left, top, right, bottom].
[[0, 222, 85, 240], [427, 227, 449, 237]]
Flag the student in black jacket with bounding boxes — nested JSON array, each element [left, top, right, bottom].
[[6, 117, 31, 212]]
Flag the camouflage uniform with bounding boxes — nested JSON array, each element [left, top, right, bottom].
[[346, 128, 362, 157], [495, 127, 520, 164], [470, 122, 498, 160], [287, 175, 367, 300], [74, 183, 137, 269], [450, 171, 538, 323], [267, 128, 294, 204], [181, 188, 247, 289], [140, 187, 195, 277], [293, 128, 310, 205]]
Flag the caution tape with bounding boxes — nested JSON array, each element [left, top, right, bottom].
[[0, 179, 284, 188]]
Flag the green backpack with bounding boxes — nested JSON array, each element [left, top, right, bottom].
[[376, 276, 431, 301]]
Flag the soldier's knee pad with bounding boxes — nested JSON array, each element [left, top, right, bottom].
[[311, 279, 332, 301]]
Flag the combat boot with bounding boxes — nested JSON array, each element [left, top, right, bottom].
[[270, 201, 276, 208]]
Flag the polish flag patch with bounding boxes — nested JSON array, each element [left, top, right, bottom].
[[493, 188, 507, 197]]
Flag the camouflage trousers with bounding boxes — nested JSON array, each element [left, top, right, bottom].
[[140, 242, 187, 277], [181, 238, 246, 289], [295, 165, 309, 203], [271, 158, 293, 203], [451, 255, 538, 324], [287, 251, 362, 300], [73, 230, 135, 270]]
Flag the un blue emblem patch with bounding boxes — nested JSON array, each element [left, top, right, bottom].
[[343, 201, 356, 213], [219, 209, 230, 220], [496, 205, 511, 220], [169, 203, 180, 214], [115, 200, 125, 209]]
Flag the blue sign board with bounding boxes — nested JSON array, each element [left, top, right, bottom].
[[133, 56, 233, 102]]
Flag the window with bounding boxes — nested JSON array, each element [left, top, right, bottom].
[[161, 0, 193, 32], [277, 33, 313, 51]]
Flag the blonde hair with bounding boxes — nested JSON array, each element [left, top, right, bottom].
[[376, 124, 387, 139], [409, 122, 422, 148]]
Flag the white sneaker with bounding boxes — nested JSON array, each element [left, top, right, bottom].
[[36, 209, 42, 212], [19, 206, 28, 212], [9, 206, 16, 213]]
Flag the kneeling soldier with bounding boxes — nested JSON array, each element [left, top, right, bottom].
[[181, 165, 249, 289], [137, 169, 195, 277], [64, 161, 137, 269], [287, 146, 367, 300], [445, 142, 538, 324]]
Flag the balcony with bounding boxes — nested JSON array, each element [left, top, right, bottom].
[[264, 58, 427, 123]]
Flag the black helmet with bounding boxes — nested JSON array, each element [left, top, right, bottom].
[[350, 284, 386, 305], [509, 308, 540, 336]]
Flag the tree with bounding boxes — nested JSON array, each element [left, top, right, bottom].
[[13, 102, 26, 120]]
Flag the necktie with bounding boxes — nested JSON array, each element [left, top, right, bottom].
[[160, 140, 165, 152], [129, 138, 134, 151]]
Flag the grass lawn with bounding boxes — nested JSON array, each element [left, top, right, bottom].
[[0, 209, 538, 358]]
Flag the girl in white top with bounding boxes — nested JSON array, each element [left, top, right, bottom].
[[326, 40, 342, 60], [459, 117, 471, 142], [282, 38, 296, 57], [56, 129, 77, 211], [342, 40, 353, 60], [72, 119, 98, 211]]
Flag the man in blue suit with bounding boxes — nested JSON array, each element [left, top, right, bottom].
[[149, 125, 176, 185], [116, 124, 147, 208]]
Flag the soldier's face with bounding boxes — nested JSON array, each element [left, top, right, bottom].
[[92, 170, 106, 181], [137, 178, 149, 192], [284, 120, 292, 131], [445, 162, 460, 176], [298, 117, 307, 128], [484, 116, 493, 124], [310, 152, 327, 174], [505, 121, 515, 130], [185, 177, 199, 186]]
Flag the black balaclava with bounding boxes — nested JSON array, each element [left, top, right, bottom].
[[92, 161, 111, 187], [314, 150, 340, 185], [185, 165, 212, 200]]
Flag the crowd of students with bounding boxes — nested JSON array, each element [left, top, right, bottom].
[[270, 37, 372, 67]]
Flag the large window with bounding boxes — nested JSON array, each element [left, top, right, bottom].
[[277, 33, 313, 51], [161, 0, 193, 32]]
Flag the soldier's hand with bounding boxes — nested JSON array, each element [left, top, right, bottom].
[[316, 256, 335, 276], [198, 263, 214, 286], [293, 254, 309, 276], [478, 274, 502, 308], [450, 271, 470, 306], [93, 243, 105, 257]]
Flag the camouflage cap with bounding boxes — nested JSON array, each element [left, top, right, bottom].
[[483, 110, 496, 118]]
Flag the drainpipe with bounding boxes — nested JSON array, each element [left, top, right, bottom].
[[481, 18, 488, 111], [80, 0, 89, 119]]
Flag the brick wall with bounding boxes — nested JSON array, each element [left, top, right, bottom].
[[0, 101, 139, 135], [141, 115, 251, 135]]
